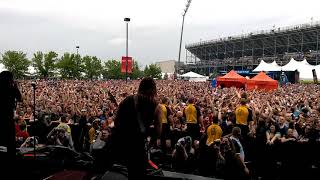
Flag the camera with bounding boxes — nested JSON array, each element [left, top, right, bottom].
[[176, 139, 185, 149]]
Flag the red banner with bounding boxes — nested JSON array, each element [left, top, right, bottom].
[[121, 56, 133, 74]]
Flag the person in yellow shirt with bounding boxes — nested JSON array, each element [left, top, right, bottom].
[[183, 97, 204, 141], [206, 117, 223, 146], [235, 96, 253, 140], [159, 97, 173, 152]]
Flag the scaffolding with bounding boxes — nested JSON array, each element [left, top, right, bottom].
[[185, 21, 320, 75]]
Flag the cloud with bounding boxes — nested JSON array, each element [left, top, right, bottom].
[[108, 37, 131, 46], [0, 0, 320, 65]]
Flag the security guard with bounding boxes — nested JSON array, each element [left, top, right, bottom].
[[183, 97, 203, 141], [235, 94, 253, 140], [206, 117, 223, 146], [159, 97, 173, 151]]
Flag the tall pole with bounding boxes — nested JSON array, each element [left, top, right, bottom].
[[126, 21, 128, 83], [177, 0, 192, 75], [178, 15, 186, 74], [76, 46, 79, 56], [76, 46, 80, 73], [124, 18, 130, 83]]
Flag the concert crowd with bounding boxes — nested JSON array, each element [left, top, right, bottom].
[[13, 79, 320, 179]]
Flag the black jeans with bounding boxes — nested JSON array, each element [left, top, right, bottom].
[[186, 123, 200, 141]]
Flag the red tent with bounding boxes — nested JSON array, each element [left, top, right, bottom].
[[216, 70, 247, 88], [247, 72, 278, 91]]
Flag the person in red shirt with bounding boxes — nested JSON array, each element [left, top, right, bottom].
[[16, 123, 29, 141], [15, 121, 21, 135]]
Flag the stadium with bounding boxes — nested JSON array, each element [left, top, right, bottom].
[[184, 21, 320, 75]]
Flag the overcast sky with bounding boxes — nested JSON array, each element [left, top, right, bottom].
[[1, 0, 320, 67]]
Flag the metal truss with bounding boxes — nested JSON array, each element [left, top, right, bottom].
[[185, 22, 320, 75]]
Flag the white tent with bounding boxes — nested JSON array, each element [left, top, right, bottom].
[[277, 58, 318, 80], [298, 59, 318, 80], [253, 58, 320, 81], [253, 60, 281, 72], [271, 61, 281, 69], [27, 66, 37, 75], [316, 64, 320, 75], [301, 59, 312, 66], [281, 58, 301, 71], [180, 71, 207, 82], [253, 60, 270, 72], [267, 60, 282, 71]]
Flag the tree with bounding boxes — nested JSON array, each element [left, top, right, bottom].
[[102, 60, 124, 79], [131, 61, 144, 79], [0, 51, 30, 78], [83, 56, 103, 79], [32, 51, 58, 78], [210, 68, 219, 79], [56, 53, 82, 78], [144, 64, 162, 79]]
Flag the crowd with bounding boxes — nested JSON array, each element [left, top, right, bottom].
[[14, 79, 320, 179]]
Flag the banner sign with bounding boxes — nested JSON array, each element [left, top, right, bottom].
[[121, 56, 133, 74]]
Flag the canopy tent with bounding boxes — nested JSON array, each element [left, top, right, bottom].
[[270, 61, 282, 70], [298, 59, 317, 80], [180, 71, 207, 82], [253, 60, 282, 72], [253, 60, 270, 72], [301, 59, 312, 66], [280, 58, 318, 80], [247, 72, 278, 91], [281, 58, 301, 71], [253, 58, 320, 81], [315, 64, 320, 79], [217, 70, 247, 88], [26, 66, 37, 76]]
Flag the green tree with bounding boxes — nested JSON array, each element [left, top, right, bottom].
[[210, 68, 219, 79], [102, 60, 124, 79], [131, 61, 144, 79], [82, 56, 103, 79], [144, 64, 162, 79], [0, 51, 30, 78], [32, 51, 58, 78], [56, 53, 82, 78]]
